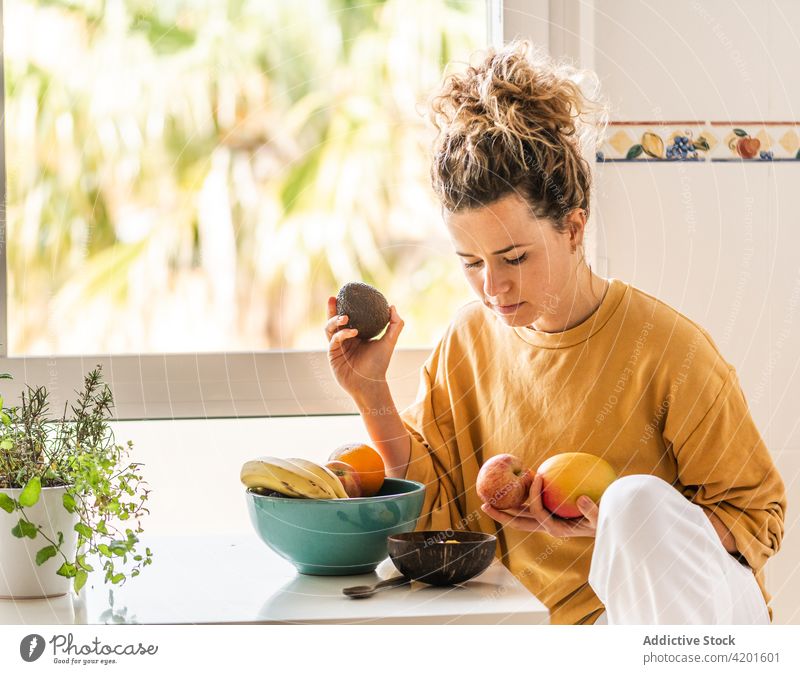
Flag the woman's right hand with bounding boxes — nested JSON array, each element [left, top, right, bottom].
[[325, 296, 405, 399], [480, 474, 600, 538]]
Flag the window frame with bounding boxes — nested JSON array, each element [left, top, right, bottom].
[[0, 0, 507, 419]]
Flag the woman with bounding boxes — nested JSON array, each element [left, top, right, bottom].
[[324, 41, 785, 625]]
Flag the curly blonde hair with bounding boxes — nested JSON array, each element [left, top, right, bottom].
[[429, 40, 607, 231]]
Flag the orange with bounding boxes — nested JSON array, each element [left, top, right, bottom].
[[329, 443, 385, 496]]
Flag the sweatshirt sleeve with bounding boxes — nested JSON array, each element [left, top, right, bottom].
[[398, 342, 469, 533], [665, 367, 786, 573]]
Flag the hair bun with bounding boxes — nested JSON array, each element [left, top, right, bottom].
[[429, 40, 607, 222]]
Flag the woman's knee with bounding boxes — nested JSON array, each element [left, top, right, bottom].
[[598, 474, 677, 526]]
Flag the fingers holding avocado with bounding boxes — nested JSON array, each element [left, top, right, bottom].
[[335, 282, 391, 341]]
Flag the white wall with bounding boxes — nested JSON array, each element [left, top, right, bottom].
[[593, 0, 782, 121], [585, 0, 800, 625], [109, 416, 368, 537]]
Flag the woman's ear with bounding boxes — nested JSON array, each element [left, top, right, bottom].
[[565, 208, 587, 251]]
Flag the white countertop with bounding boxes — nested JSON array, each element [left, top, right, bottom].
[[0, 534, 549, 625]]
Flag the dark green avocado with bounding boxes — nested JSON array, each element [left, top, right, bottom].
[[336, 282, 391, 340]]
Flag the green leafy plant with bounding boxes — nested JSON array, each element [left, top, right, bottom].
[[0, 366, 152, 593]]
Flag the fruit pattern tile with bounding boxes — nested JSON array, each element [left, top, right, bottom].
[[597, 122, 800, 161]]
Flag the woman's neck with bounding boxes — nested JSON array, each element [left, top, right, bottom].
[[528, 269, 609, 333]]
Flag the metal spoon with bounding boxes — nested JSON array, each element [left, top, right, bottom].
[[342, 575, 411, 599]]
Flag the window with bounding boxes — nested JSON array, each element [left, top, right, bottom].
[[2, 0, 489, 356], [0, 0, 496, 418]]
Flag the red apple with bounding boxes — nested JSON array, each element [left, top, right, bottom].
[[737, 137, 760, 159], [476, 454, 533, 510], [325, 460, 363, 498], [536, 452, 617, 519]]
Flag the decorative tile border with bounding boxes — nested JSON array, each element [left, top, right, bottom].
[[708, 122, 799, 161], [597, 122, 800, 162]]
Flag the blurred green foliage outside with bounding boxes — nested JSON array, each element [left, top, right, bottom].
[[3, 0, 486, 354]]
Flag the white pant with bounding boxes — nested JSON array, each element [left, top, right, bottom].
[[588, 474, 770, 625]]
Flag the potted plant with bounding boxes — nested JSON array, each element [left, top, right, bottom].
[[0, 366, 152, 599]]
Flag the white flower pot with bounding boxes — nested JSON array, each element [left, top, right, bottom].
[[0, 485, 80, 599]]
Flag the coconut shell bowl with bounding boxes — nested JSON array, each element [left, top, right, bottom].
[[386, 530, 497, 586]]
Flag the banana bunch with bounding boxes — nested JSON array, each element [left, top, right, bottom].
[[241, 456, 348, 499]]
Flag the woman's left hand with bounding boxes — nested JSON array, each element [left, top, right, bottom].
[[480, 473, 600, 537]]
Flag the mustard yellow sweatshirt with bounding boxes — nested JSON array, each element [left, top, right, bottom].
[[400, 278, 786, 625]]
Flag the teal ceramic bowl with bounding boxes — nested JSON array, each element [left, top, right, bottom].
[[246, 478, 425, 575]]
